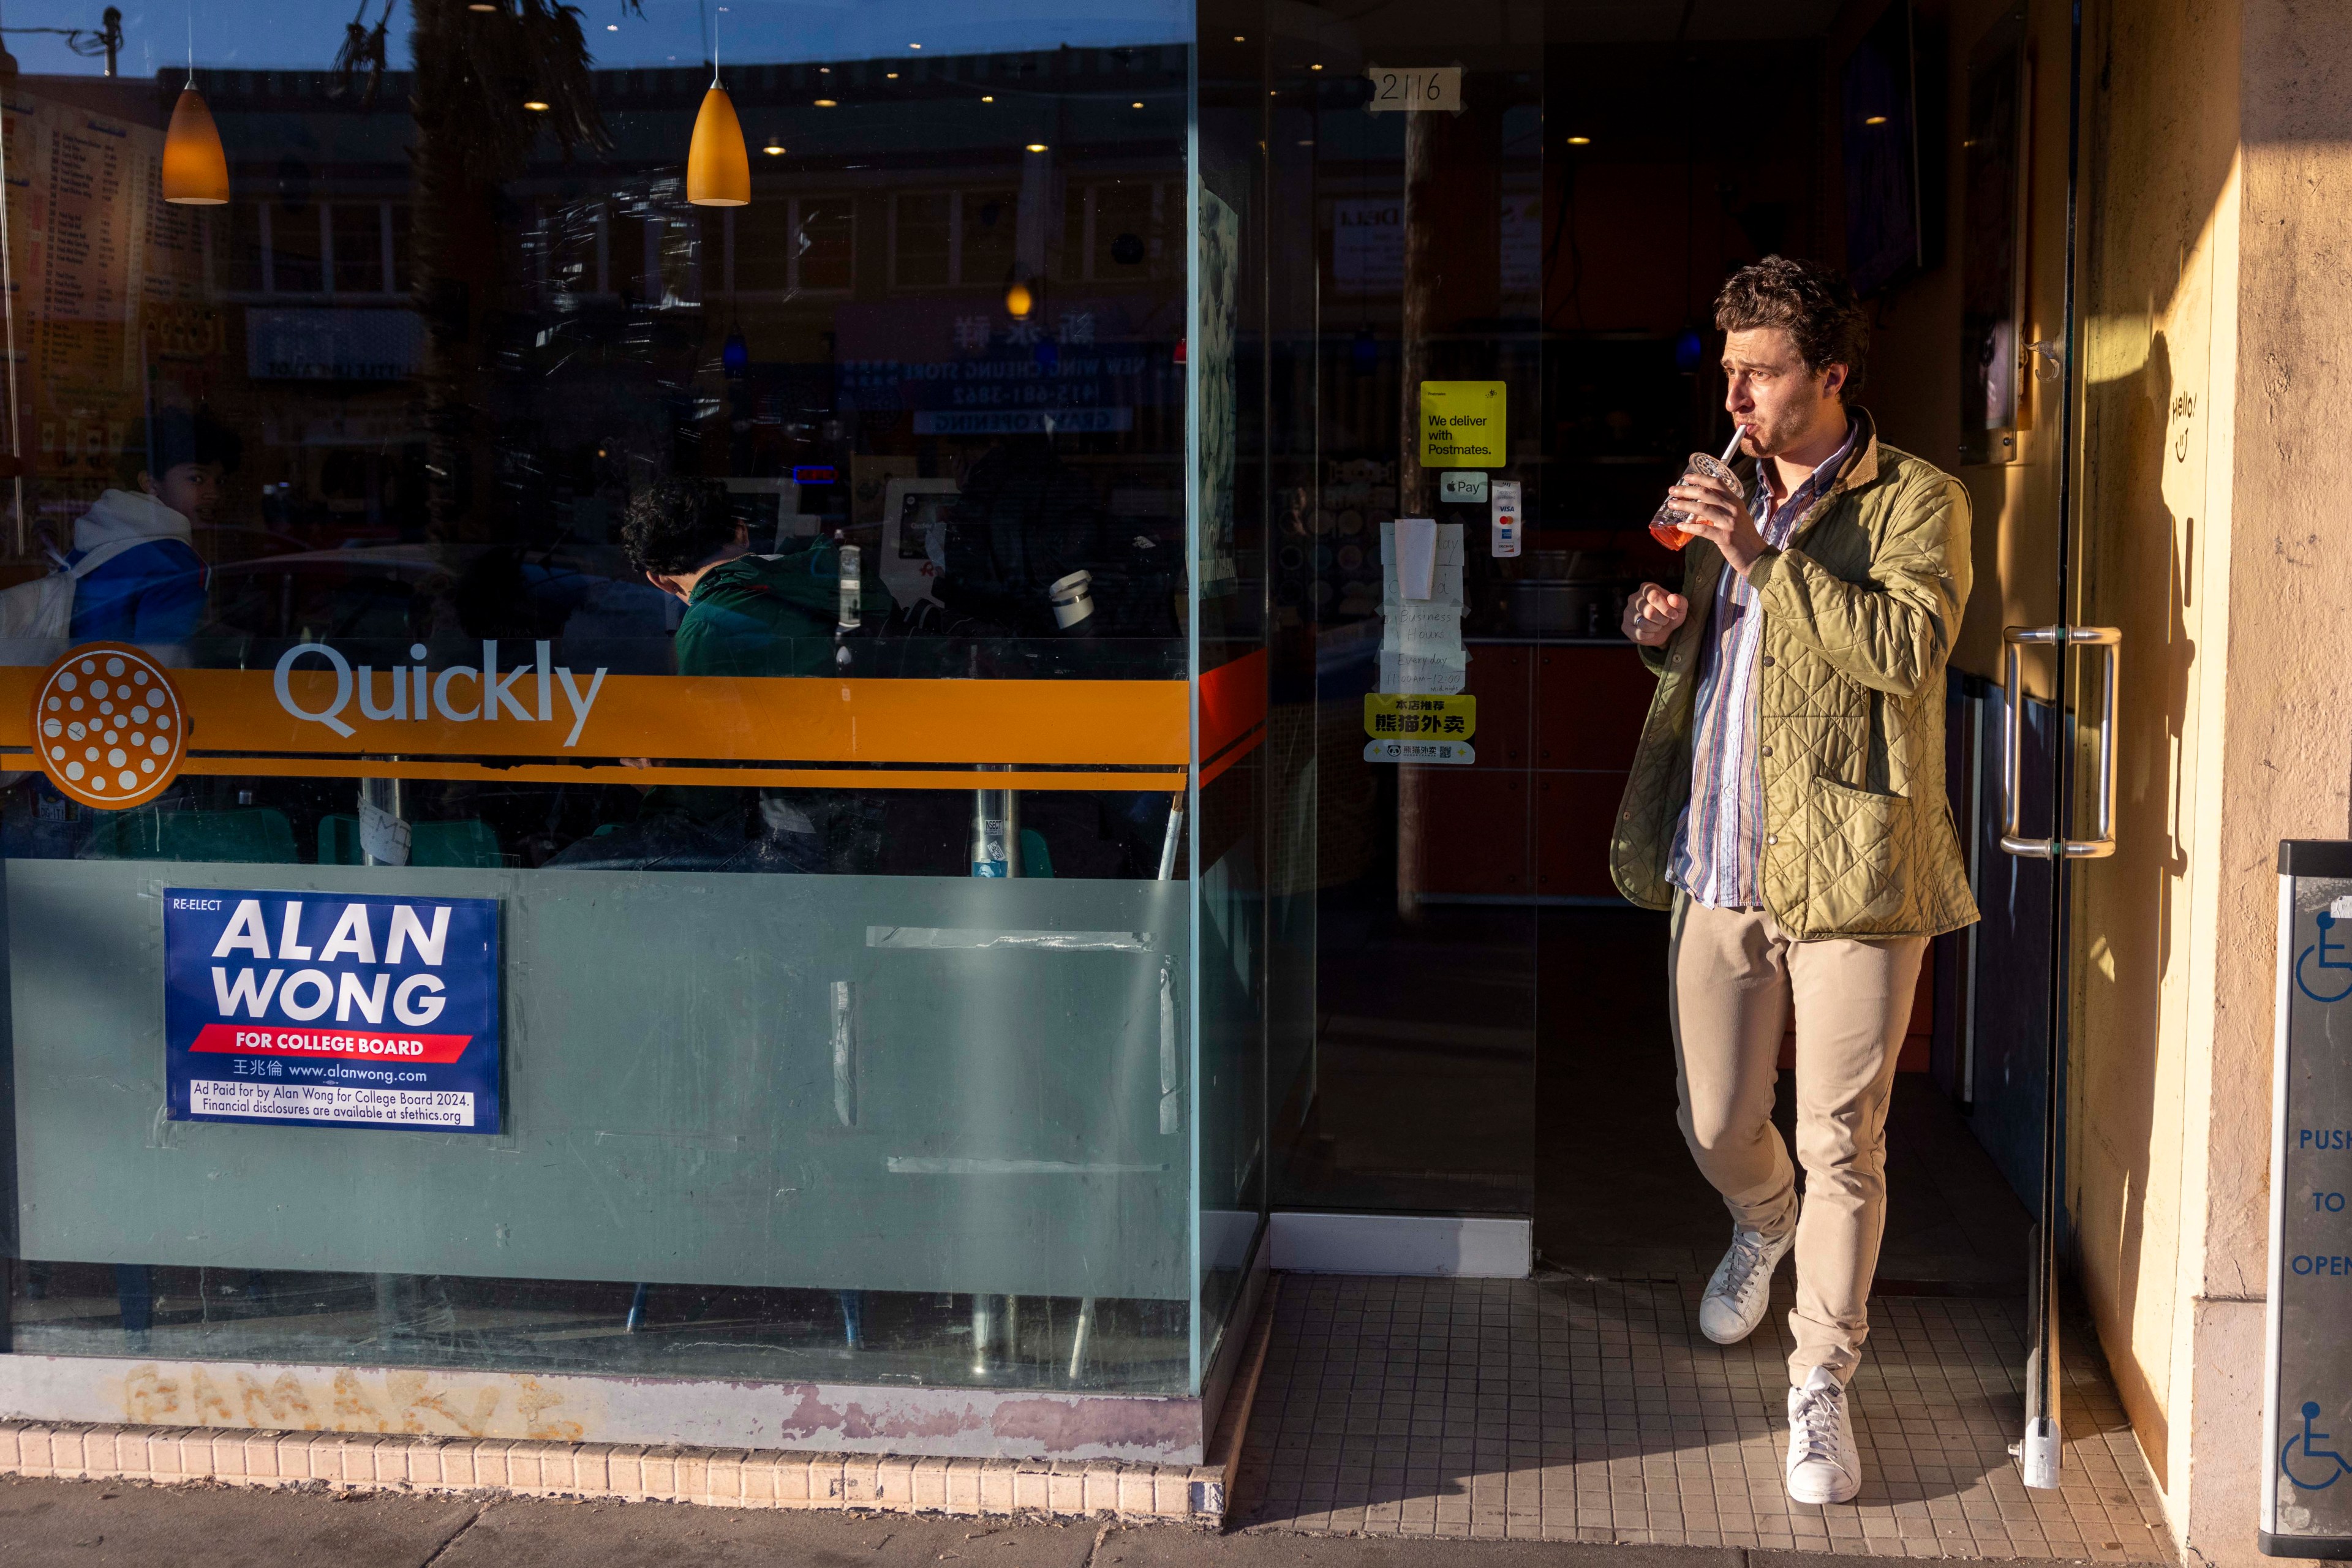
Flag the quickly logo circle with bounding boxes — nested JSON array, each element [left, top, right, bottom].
[[32, 644, 187, 809]]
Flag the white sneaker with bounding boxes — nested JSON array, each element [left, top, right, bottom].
[[1698, 1223, 1793, 1344], [1785, 1366, 1862, 1504]]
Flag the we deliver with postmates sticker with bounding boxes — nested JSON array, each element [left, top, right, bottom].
[[162, 888, 502, 1134]]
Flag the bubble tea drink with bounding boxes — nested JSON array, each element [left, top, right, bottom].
[[1648, 427, 1751, 551]]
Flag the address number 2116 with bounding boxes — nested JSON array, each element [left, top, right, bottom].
[[1364, 66, 1462, 114]]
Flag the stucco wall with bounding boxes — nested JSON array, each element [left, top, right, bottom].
[[2180, 0, 2352, 1559]]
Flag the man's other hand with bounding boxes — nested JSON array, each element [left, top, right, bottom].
[[1623, 583, 1689, 647]]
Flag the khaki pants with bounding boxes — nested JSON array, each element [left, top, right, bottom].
[[1668, 896, 1927, 1385]]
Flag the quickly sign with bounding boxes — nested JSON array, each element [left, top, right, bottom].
[[163, 889, 502, 1134], [2263, 842, 2352, 1555]]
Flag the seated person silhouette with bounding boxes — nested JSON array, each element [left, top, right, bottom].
[[547, 478, 883, 872]]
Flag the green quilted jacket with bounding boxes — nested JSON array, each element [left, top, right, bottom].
[[1609, 410, 1980, 940]]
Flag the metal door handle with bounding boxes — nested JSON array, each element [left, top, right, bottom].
[[2000, 624, 2120, 860]]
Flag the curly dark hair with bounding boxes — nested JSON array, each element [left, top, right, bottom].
[[621, 477, 739, 576], [1714, 256, 1870, 398]]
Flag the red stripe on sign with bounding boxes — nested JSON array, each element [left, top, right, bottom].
[[1199, 649, 1267, 764], [190, 1024, 473, 1065]]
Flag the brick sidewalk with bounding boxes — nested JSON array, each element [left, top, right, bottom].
[[0, 1474, 2165, 1568], [1231, 1275, 2171, 1560]]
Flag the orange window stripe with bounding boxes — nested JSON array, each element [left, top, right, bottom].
[[5, 667, 1192, 769]]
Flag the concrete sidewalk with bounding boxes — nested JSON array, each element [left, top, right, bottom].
[[0, 1476, 2141, 1568]]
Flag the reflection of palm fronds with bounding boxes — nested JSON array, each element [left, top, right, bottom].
[[412, 0, 636, 183], [332, 0, 392, 107], [409, 0, 639, 540]]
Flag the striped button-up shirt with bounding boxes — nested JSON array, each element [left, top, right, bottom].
[[1666, 421, 1856, 910]]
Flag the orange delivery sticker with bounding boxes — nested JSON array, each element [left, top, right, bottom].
[[32, 644, 187, 809]]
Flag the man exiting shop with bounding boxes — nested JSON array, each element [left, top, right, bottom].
[[1612, 257, 1979, 1506]]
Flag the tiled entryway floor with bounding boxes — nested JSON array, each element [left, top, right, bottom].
[[1231, 1273, 2171, 1560]]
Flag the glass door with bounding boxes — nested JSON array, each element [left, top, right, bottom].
[[1265, 6, 1544, 1227], [1974, 0, 2119, 1493]]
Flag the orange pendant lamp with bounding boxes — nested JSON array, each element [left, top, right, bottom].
[[685, 9, 748, 207], [160, 83, 229, 205], [686, 83, 748, 206]]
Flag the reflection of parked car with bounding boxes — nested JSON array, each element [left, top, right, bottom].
[[194, 543, 676, 670], [192, 524, 312, 567]]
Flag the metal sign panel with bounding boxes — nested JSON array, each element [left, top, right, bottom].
[[2263, 840, 2352, 1556]]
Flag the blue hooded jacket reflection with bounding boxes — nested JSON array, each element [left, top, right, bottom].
[[66, 489, 208, 644]]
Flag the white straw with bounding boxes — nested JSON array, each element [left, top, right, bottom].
[[1717, 426, 1747, 465]]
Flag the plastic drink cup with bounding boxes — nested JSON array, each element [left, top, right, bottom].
[[1648, 429, 1749, 551]]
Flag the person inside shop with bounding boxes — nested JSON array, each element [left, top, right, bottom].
[[927, 435, 1181, 874], [546, 476, 884, 871], [935, 434, 1178, 649], [67, 407, 239, 651], [1613, 256, 1978, 1507]]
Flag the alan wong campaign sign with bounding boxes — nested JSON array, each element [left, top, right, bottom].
[[163, 888, 502, 1133]]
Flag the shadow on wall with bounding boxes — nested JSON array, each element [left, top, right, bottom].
[[2073, 289, 2207, 1488]]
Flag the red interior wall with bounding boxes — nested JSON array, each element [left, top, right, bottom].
[[1414, 642, 1933, 1069]]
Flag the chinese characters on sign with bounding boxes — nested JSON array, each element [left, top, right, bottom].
[[1363, 694, 1477, 766], [1364, 693, 1476, 738]]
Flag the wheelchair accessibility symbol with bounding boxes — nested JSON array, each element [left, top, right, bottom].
[[2296, 913, 2352, 1003], [2283, 1403, 2352, 1490]]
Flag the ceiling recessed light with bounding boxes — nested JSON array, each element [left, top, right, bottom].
[[886, 71, 899, 78], [467, 2, 494, 10], [1233, 34, 1245, 42], [764, 141, 785, 155], [1565, 135, 1591, 145], [815, 98, 838, 107], [908, 42, 921, 49], [1026, 142, 1048, 153], [522, 99, 550, 111], [820, 66, 831, 73], [1297, 138, 1314, 146], [1311, 63, 1323, 70], [1131, 100, 1144, 108], [1864, 114, 1889, 126], [981, 94, 994, 102]]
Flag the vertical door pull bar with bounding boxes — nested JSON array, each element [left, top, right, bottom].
[[1999, 624, 2121, 861]]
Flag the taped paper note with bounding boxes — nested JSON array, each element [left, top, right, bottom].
[[1377, 520, 1467, 696]]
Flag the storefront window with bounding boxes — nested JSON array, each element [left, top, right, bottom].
[[0, 0, 1277, 1408]]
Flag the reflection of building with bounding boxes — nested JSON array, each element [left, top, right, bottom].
[[0, 50, 1188, 567]]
